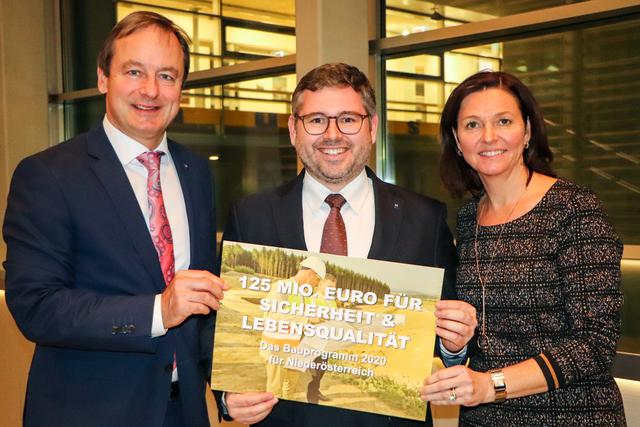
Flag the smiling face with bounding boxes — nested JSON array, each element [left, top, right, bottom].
[[455, 87, 530, 182], [97, 25, 184, 150], [289, 86, 378, 191]]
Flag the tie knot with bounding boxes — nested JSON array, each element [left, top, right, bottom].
[[325, 193, 346, 210], [137, 151, 165, 172]]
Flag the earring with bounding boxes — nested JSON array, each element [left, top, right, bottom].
[[524, 140, 530, 149], [456, 148, 462, 156]]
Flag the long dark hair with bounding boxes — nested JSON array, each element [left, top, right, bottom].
[[439, 71, 555, 198]]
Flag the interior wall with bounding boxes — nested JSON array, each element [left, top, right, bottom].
[[295, 0, 369, 80], [0, 0, 50, 271]]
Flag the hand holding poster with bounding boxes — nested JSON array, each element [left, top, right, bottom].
[[212, 241, 444, 421]]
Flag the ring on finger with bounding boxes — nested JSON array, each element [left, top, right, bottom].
[[448, 387, 457, 402]]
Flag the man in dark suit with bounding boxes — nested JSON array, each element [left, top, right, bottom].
[[3, 12, 226, 427], [217, 63, 476, 426]]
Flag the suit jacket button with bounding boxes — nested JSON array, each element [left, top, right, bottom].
[[165, 363, 174, 373]]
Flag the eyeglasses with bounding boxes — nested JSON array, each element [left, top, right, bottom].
[[295, 112, 369, 135]]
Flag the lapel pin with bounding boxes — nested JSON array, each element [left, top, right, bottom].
[[184, 163, 189, 169], [393, 202, 399, 209]]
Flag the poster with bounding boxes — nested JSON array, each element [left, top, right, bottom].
[[211, 241, 444, 421]]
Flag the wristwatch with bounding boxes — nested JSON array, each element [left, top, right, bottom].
[[489, 369, 507, 403]]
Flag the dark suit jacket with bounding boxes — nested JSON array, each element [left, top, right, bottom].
[[218, 168, 457, 427], [3, 124, 216, 427]]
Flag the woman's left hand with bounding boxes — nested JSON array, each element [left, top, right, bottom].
[[435, 300, 477, 352], [420, 365, 493, 406]]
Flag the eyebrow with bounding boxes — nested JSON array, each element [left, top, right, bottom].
[[157, 66, 180, 75], [119, 60, 144, 70], [119, 60, 180, 75], [460, 111, 515, 119], [304, 110, 366, 116]]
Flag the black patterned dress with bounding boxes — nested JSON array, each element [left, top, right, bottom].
[[456, 180, 626, 426]]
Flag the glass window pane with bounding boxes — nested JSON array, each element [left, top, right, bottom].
[[444, 51, 501, 83], [61, 1, 116, 91], [119, 0, 220, 13], [225, 26, 295, 58], [387, 55, 441, 76], [454, 43, 502, 58], [387, 78, 443, 123], [63, 98, 106, 140], [385, 0, 589, 37], [222, 0, 295, 27], [386, 8, 445, 37]]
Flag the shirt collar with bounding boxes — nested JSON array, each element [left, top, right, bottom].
[[303, 169, 371, 215], [103, 115, 170, 166]]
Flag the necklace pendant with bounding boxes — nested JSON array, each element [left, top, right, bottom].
[[478, 334, 490, 353]]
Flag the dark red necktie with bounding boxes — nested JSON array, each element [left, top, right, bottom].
[[320, 194, 348, 255], [137, 151, 175, 285]]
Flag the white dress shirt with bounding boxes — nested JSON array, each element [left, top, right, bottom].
[[103, 116, 190, 342], [302, 169, 375, 258]]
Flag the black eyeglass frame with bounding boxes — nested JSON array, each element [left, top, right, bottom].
[[294, 113, 370, 135]]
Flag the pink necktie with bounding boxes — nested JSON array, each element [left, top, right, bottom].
[[137, 151, 175, 285], [138, 151, 177, 373], [320, 194, 348, 256]]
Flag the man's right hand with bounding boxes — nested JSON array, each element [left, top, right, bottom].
[[226, 392, 278, 424], [161, 270, 229, 329]]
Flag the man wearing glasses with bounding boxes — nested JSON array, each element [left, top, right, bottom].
[[217, 63, 476, 427]]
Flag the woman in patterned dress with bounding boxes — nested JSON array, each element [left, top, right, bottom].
[[420, 71, 626, 426]]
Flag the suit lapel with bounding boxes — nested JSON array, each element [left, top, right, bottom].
[[166, 142, 202, 344], [272, 172, 307, 251], [87, 124, 166, 292], [366, 167, 403, 261], [168, 141, 198, 267]]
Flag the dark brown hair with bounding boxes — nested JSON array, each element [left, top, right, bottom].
[[97, 11, 191, 87], [291, 63, 376, 117], [439, 71, 555, 198]]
